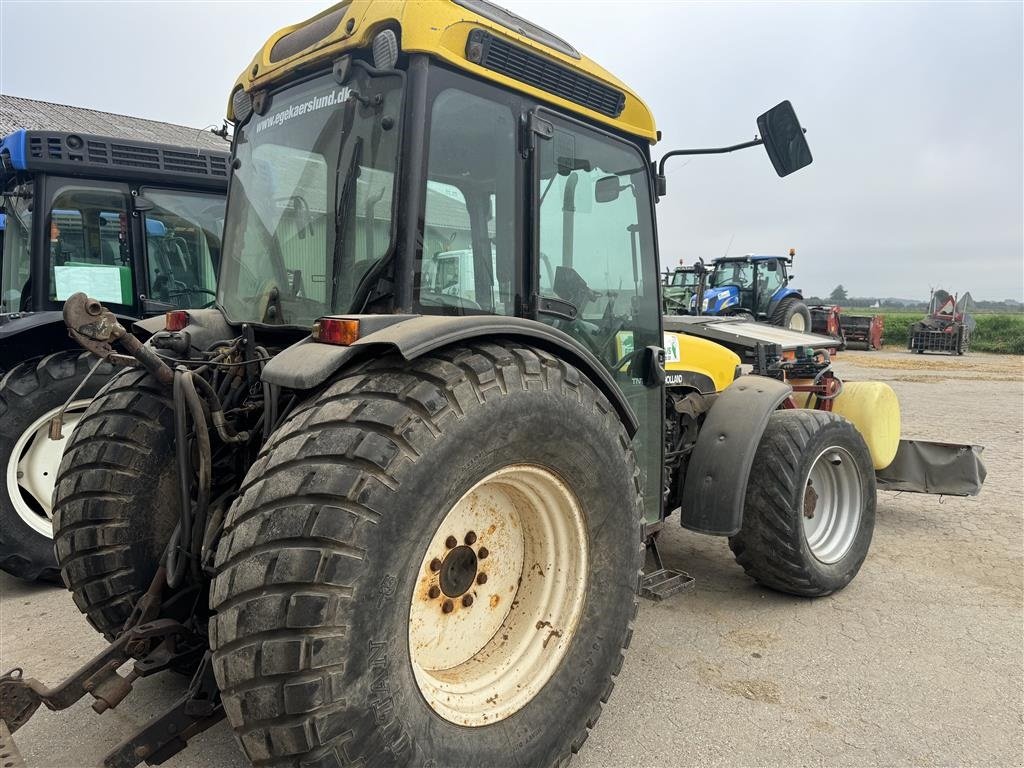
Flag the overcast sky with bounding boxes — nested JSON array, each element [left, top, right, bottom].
[[1, 1, 1021, 300]]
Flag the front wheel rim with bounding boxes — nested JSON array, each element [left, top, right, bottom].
[[788, 312, 807, 332], [801, 446, 863, 563], [6, 400, 91, 538], [409, 464, 588, 727]]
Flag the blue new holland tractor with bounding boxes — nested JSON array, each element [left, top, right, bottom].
[[691, 250, 812, 331]]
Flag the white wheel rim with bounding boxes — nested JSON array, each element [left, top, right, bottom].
[[5, 400, 90, 538], [788, 312, 807, 332], [802, 446, 863, 563], [409, 464, 588, 727]]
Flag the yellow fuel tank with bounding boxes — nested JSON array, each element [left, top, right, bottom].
[[796, 381, 901, 470], [663, 332, 740, 394]]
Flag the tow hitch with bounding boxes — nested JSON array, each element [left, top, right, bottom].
[[0, 621, 223, 768]]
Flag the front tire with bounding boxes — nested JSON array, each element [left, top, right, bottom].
[[209, 342, 643, 767], [727, 308, 756, 322], [728, 410, 876, 597], [772, 298, 812, 332], [0, 351, 115, 582]]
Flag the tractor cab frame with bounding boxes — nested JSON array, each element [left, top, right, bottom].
[[0, 129, 230, 368], [0, 128, 229, 584]]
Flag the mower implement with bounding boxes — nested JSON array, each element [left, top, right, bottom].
[[3, 2, 984, 766]]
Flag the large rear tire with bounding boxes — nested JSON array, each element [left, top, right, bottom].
[[209, 342, 643, 767], [771, 298, 812, 332], [728, 409, 875, 597], [51, 368, 180, 638], [0, 351, 115, 582]]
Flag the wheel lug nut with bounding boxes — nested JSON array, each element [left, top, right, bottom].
[[429, 558, 442, 572], [476, 572, 487, 585], [428, 586, 440, 599], [445, 536, 458, 549], [465, 531, 477, 545], [442, 599, 454, 614], [478, 547, 489, 559], [462, 595, 474, 607]]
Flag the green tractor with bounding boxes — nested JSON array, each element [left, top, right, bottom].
[[661, 261, 702, 314]]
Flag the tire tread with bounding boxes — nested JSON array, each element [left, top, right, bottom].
[[210, 341, 643, 767]]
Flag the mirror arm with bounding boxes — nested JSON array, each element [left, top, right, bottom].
[[657, 136, 765, 178], [656, 137, 766, 196]]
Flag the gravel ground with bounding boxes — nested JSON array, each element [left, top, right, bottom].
[[1, 349, 1021, 767]]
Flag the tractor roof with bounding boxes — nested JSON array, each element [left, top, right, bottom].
[[228, 0, 657, 142], [714, 254, 789, 264]]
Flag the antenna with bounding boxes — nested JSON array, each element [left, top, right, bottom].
[[722, 234, 735, 259]]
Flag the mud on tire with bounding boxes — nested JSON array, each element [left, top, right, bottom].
[[728, 409, 876, 597], [51, 368, 180, 638], [209, 342, 644, 768], [0, 351, 115, 582]]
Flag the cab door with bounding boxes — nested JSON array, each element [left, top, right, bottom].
[[39, 177, 137, 314], [134, 187, 226, 313], [531, 110, 664, 524]]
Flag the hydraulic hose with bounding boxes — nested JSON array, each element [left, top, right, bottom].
[[181, 372, 211, 581], [256, 346, 275, 444], [190, 373, 250, 444], [168, 370, 191, 589]]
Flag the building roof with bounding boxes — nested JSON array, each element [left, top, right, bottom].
[[0, 93, 229, 152]]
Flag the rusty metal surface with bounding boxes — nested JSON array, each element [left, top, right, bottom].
[[0, 620, 186, 736], [0, 670, 41, 734], [61, 292, 174, 385], [62, 292, 125, 357]]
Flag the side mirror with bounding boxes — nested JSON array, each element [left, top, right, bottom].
[[595, 175, 622, 203], [757, 100, 813, 177]]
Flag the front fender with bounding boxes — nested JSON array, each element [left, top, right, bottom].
[[680, 375, 792, 536], [261, 314, 640, 437]]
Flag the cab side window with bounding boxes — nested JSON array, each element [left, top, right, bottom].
[[417, 88, 516, 315], [758, 261, 785, 313], [536, 122, 659, 367], [48, 188, 133, 308], [142, 189, 225, 309]]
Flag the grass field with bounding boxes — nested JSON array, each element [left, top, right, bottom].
[[842, 309, 1024, 354]]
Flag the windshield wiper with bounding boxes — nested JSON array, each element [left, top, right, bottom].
[[330, 136, 363, 307]]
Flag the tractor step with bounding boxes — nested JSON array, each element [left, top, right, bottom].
[[641, 533, 694, 600], [640, 567, 694, 600]]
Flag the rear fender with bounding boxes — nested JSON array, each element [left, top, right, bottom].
[[261, 314, 640, 436], [131, 309, 235, 348], [768, 286, 803, 309], [0, 310, 136, 371], [680, 375, 792, 536]]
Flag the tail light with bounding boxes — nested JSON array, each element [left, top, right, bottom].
[[165, 310, 189, 332], [312, 317, 360, 346]]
